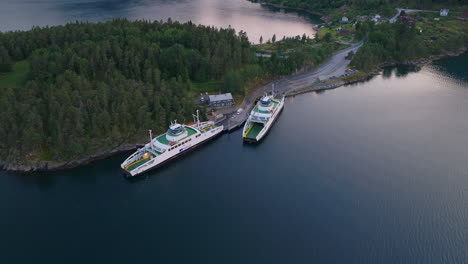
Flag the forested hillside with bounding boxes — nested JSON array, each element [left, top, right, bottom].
[[350, 20, 467, 71], [0, 19, 334, 165], [263, 0, 467, 72], [0, 19, 254, 162]]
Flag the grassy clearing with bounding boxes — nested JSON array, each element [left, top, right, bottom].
[[191, 81, 222, 93], [0, 61, 30, 88]]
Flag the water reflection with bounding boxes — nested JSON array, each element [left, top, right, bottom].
[[431, 52, 468, 83], [0, 0, 319, 42], [382, 65, 421, 79]]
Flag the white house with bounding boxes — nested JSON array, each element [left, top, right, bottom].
[[371, 14, 382, 23], [358, 15, 369, 22], [440, 9, 449, 16], [341, 16, 349, 24]]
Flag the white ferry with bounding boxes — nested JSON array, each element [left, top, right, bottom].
[[121, 111, 223, 176], [243, 91, 284, 142]]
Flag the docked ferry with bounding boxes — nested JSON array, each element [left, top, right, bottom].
[[121, 111, 223, 177], [243, 92, 284, 142]]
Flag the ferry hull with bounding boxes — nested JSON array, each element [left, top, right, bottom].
[[243, 97, 284, 143], [122, 126, 223, 177]]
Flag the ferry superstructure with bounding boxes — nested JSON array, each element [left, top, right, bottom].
[[243, 92, 284, 142], [121, 111, 223, 177]]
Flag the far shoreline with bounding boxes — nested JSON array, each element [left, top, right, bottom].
[[257, 2, 330, 22]]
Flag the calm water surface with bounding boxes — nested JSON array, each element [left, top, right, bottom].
[[1, 1, 468, 263], [1, 54, 467, 263], [0, 0, 320, 42]]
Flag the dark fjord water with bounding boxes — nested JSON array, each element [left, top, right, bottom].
[[0, 0, 320, 42], [1, 1, 468, 263], [1, 54, 467, 263]]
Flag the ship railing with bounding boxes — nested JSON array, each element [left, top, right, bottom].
[[250, 116, 267, 123], [124, 150, 142, 164]]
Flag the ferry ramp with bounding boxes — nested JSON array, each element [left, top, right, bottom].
[[244, 123, 263, 139]]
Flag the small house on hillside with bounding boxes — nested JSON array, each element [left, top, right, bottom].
[[341, 16, 349, 24], [357, 15, 368, 22], [208, 93, 234, 108], [371, 14, 382, 23], [440, 9, 449, 16]]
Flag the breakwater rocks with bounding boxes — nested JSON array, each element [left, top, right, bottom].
[[286, 48, 467, 96], [286, 81, 345, 97], [0, 143, 144, 173]]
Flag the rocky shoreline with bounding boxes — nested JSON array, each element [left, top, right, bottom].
[[343, 47, 467, 85], [286, 47, 467, 96], [0, 143, 144, 173]]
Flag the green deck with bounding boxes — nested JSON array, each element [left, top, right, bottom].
[[245, 123, 264, 139], [126, 158, 150, 171], [156, 134, 171, 145], [126, 147, 163, 172], [156, 126, 198, 145]]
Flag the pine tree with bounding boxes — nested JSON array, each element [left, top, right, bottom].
[[0, 45, 12, 72]]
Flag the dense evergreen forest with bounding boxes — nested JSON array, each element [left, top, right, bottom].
[[0, 19, 255, 162], [0, 19, 333, 164]]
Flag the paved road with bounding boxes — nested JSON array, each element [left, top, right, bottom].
[[273, 41, 363, 94], [223, 41, 364, 129]]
